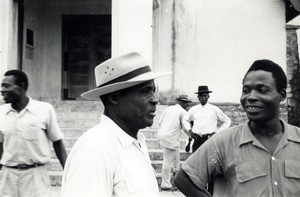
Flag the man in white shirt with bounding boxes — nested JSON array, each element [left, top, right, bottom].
[[62, 52, 170, 197], [184, 86, 231, 195], [0, 70, 67, 197], [185, 86, 231, 153], [157, 95, 192, 191]]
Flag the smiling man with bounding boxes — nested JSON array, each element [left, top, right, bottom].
[[174, 59, 300, 197], [61, 52, 170, 197], [0, 70, 67, 197]]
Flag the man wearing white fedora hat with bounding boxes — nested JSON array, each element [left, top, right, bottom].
[[61, 52, 170, 197]]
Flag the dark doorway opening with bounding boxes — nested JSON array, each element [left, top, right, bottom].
[[62, 15, 111, 100]]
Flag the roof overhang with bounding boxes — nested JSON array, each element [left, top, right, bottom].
[[286, 0, 300, 23], [290, 0, 300, 11]]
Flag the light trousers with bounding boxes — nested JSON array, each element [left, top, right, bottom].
[[161, 146, 180, 188], [0, 165, 51, 197]]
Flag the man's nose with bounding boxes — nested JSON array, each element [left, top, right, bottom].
[[246, 90, 259, 100], [150, 93, 158, 104]]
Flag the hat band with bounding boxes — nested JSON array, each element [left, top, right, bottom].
[[98, 66, 151, 88]]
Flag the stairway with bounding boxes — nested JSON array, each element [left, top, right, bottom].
[[47, 101, 191, 186]]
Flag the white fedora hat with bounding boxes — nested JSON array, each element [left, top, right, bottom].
[[81, 52, 171, 100]]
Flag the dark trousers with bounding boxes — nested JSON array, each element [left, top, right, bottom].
[[192, 133, 212, 153], [192, 133, 214, 195]]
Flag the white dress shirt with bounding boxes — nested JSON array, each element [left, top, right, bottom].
[[183, 103, 231, 135], [157, 104, 187, 149], [62, 115, 159, 197], [0, 97, 64, 166]]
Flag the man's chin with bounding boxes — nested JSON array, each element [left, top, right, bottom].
[[2, 98, 13, 103], [143, 120, 154, 128]]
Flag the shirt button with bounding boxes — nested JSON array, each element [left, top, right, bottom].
[[274, 181, 278, 186], [271, 156, 276, 161]]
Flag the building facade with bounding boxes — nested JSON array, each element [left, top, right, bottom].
[[0, 0, 300, 117]]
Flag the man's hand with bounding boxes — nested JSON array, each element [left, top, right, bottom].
[[185, 138, 192, 152], [188, 129, 198, 140]]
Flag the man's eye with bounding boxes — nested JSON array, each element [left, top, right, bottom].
[[259, 89, 268, 93], [242, 88, 250, 93]]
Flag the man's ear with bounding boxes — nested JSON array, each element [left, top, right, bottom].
[[107, 92, 120, 105], [280, 89, 287, 102]]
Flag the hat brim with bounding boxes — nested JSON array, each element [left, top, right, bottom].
[[81, 71, 171, 100], [194, 91, 213, 94], [176, 98, 192, 102]]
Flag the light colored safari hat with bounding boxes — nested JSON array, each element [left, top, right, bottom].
[[81, 52, 171, 100]]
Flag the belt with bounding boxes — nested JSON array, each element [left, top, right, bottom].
[[5, 163, 44, 170]]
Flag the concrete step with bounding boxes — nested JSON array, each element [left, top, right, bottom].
[[62, 128, 188, 139], [58, 119, 161, 131], [58, 119, 100, 129], [54, 102, 167, 130], [51, 101, 103, 113], [50, 148, 191, 160], [148, 149, 191, 161], [47, 159, 187, 174], [48, 171, 168, 186], [61, 137, 189, 149]]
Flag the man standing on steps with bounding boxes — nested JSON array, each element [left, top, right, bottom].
[[184, 85, 231, 153], [62, 52, 170, 197], [157, 95, 192, 191], [174, 59, 300, 196], [0, 69, 67, 197]]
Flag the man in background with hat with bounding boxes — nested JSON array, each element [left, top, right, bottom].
[[183, 85, 231, 195], [157, 94, 192, 191], [61, 52, 170, 197], [184, 85, 231, 153]]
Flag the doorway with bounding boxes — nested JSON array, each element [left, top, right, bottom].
[[62, 15, 111, 100]]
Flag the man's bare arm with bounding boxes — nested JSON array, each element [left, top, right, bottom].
[[174, 168, 211, 197], [53, 140, 67, 169], [0, 142, 3, 169]]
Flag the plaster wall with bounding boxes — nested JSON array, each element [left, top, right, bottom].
[[154, 0, 287, 103], [0, 0, 18, 84], [112, 0, 153, 63]]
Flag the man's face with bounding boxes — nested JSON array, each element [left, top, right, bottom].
[[181, 101, 190, 110], [240, 70, 285, 123], [1, 75, 23, 104], [117, 80, 158, 130], [197, 93, 209, 105]]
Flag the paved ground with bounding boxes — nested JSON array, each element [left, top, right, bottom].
[[50, 186, 185, 196]]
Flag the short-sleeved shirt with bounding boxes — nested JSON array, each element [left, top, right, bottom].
[[0, 97, 64, 166], [157, 104, 187, 149], [62, 115, 159, 197], [184, 103, 231, 135], [182, 120, 300, 197]]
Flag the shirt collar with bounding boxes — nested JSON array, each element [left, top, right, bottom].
[[101, 115, 145, 148], [239, 122, 255, 146], [200, 103, 209, 108], [4, 97, 33, 114], [2, 103, 13, 114], [23, 97, 34, 112], [239, 120, 300, 147], [283, 120, 300, 143]]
